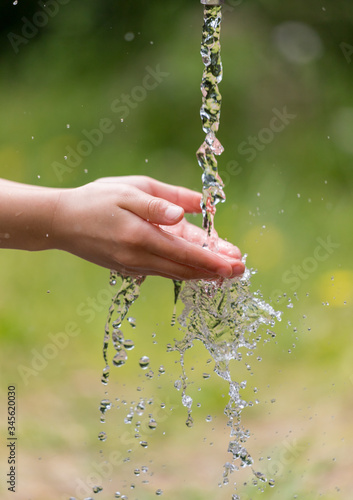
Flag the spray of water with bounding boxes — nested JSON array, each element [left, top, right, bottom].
[[93, 5, 282, 499], [169, 4, 282, 497], [101, 272, 145, 390], [174, 268, 281, 493]]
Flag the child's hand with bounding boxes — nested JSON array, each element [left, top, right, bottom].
[[51, 176, 245, 280]]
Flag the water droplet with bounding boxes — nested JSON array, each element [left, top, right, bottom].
[[92, 485, 103, 494], [253, 470, 266, 482], [123, 339, 135, 350], [136, 401, 145, 413], [156, 489, 163, 496], [134, 468, 140, 476], [124, 32, 135, 42], [127, 316, 136, 328], [206, 415, 212, 422], [101, 366, 110, 385], [148, 419, 157, 430], [139, 356, 150, 369], [182, 395, 193, 408], [114, 493, 121, 499], [109, 272, 117, 286], [158, 365, 165, 374], [145, 369, 154, 379], [186, 415, 194, 428], [203, 372, 210, 379], [124, 412, 134, 426], [98, 431, 107, 442], [113, 350, 128, 367], [13, 0, 18, 5], [66, 123, 70, 128], [99, 399, 112, 415], [174, 380, 182, 390], [140, 440, 148, 448]]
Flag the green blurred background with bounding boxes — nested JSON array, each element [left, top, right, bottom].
[[0, 0, 353, 499]]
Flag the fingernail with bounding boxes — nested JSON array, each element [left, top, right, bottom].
[[218, 265, 233, 278], [231, 262, 245, 277], [165, 205, 183, 222]]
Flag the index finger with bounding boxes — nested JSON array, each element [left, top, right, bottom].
[[97, 176, 202, 214], [146, 178, 202, 214]]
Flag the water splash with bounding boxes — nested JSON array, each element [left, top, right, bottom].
[[102, 272, 145, 385], [92, 4, 281, 499], [171, 279, 183, 326], [174, 268, 281, 491], [169, 7, 275, 492], [100, 272, 145, 427]]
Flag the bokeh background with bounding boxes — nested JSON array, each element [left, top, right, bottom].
[[0, 0, 353, 499]]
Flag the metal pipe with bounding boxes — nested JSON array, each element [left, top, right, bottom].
[[200, 0, 224, 4]]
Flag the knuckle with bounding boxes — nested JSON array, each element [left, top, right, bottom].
[[146, 198, 163, 220], [117, 184, 134, 199]]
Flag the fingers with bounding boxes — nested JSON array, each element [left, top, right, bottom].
[[113, 207, 244, 279], [96, 176, 202, 214], [115, 254, 221, 281], [217, 238, 243, 260], [115, 234, 244, 280], [145, 178, 202, 214], [221, 256, 245, 276], [138, 223, 235, 278], [161, 219, 243, 261], [118, 185, 186, 226]]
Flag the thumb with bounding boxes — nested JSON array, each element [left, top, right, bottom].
[[119, 187, 184, 225], [160, 203, 185, 225], [145, 199, 184, 225]]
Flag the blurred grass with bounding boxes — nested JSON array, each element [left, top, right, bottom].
[[0, 0, 353, 499]]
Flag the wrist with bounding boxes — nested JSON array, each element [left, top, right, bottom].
[[0, 184, 63, 252], [21, 187, 63, 252]]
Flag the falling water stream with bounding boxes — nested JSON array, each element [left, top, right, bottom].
[[172, 4, 282, 496], [197, 3, 225, 247], [90, 4, 281, 499]]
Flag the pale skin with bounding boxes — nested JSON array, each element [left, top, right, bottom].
[[0, 176, 245, 281]]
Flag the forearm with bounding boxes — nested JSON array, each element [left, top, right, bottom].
[[0, 179, 61, 251]]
